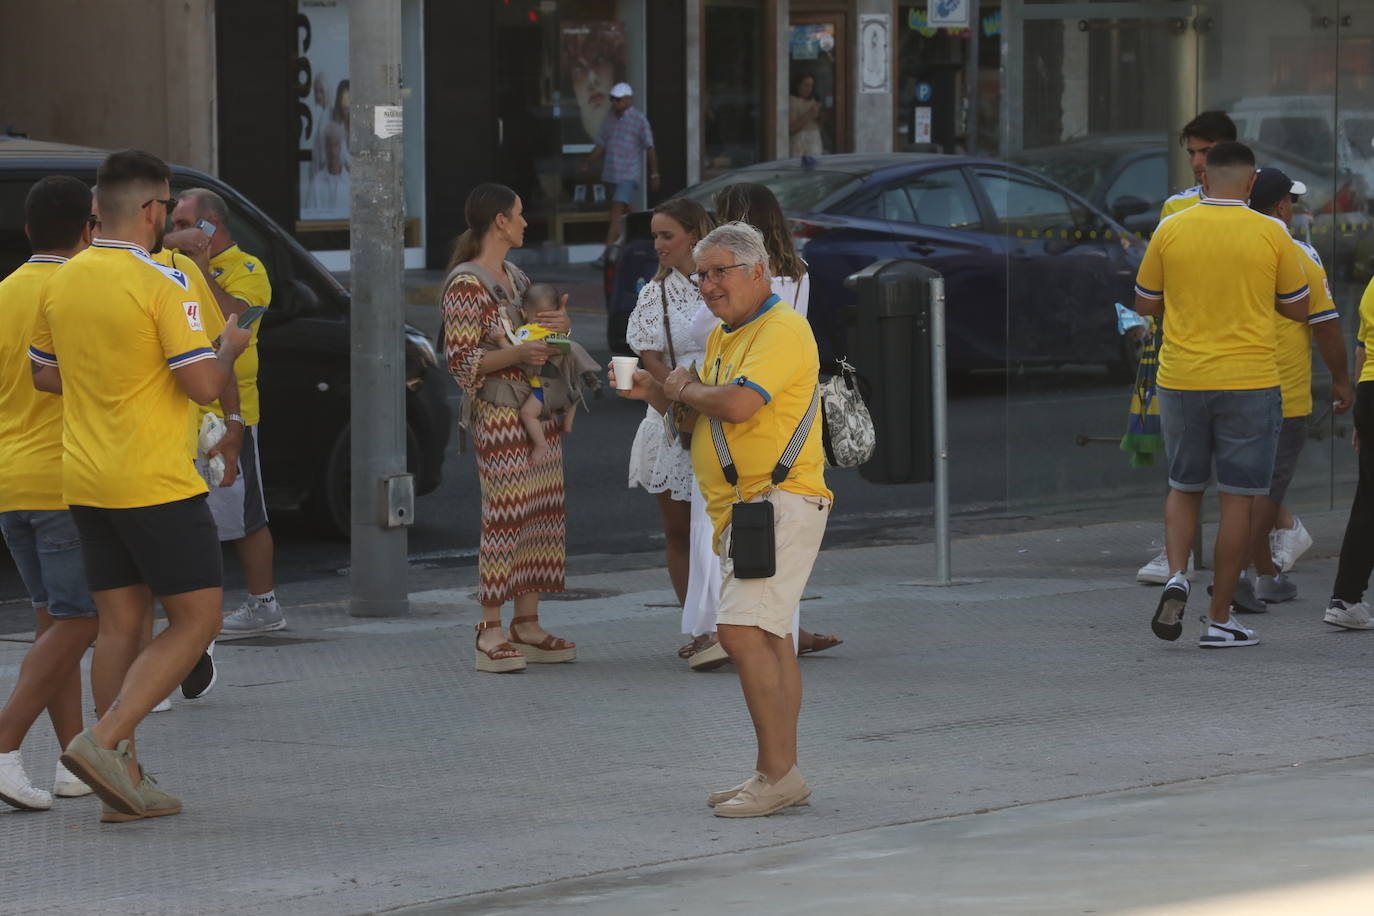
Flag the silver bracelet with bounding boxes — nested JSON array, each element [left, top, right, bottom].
[[224, 413, 245, 426]]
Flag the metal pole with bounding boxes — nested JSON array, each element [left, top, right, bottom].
[[965, 6, 980, 155], [931, 276, 951, 584], [349, 0, 410, 617]]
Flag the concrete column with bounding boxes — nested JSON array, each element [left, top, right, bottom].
[[162, 0, 217, 172], [771, 0, 790, 160], [999, 0, 1023, 156], [853, 0, 893, 153]]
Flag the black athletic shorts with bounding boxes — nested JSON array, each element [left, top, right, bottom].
[[69, 495, 222, 596]]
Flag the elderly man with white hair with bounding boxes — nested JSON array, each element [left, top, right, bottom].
[[615, 221, 832, 817]]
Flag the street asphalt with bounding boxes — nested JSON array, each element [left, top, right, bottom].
[[4, 504, 1374, 914]]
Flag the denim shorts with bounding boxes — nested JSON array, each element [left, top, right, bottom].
[[610, 180, 638, 205], [1158, 386, 1282, 496], [1267, 414, 1308, 504], [0, 509, 97, 618]]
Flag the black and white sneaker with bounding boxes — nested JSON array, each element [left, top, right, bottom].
[[181, 642, 217, 699], [1151, 576, 1190, 641], [1199, 616, 1259, 648]]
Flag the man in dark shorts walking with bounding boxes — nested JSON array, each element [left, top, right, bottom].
[[30, 150, 251, 821]]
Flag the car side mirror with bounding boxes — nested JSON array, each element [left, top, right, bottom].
[[289, 277, 320, 317], [1111, 196, 1151, 221]]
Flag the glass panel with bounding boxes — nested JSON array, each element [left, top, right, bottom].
[[788, 22, 840, 155], [702, 0, 764, 178], [682, 168, 861, 212]]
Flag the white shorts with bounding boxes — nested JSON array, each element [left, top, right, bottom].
[[716, 489, 830, 639]]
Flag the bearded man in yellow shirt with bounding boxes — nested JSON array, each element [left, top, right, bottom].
[[31, 150, 251, 821]]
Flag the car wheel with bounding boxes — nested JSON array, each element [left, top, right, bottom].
[[303, 421, 424, 540], [1105, 333, 1143, 384]]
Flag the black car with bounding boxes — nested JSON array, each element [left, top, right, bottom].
[[607, 153, 1144, 379], [0, 137, 450, 538]]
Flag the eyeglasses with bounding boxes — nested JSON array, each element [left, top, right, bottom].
[[141, 196, 178, 212], [689, 264, 747, 286]]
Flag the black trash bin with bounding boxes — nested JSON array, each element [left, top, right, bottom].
[[845, 259, 938, 484]]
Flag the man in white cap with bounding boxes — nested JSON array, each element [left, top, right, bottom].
[[581, 82, 660, 268]]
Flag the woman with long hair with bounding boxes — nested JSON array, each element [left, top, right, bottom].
[[625, 199, 716, 658], [441, 183, 576, 673], [684, 181, 841, 667]]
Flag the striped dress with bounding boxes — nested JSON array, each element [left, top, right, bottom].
[[442, 267, 567, 606]]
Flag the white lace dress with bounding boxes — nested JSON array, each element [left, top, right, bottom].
[[626, 269, 705, 501]]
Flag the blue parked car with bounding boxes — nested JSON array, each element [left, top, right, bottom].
[[605, 153, 1145, 379]]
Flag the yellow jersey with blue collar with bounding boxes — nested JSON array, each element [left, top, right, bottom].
[[0, 257, 67, 511], [690, 295, 831, 551], [1159, 184, 1204, 220], [208, 244, 271, 424], [1135, 198, 1309, 391], [1274, 239, 1339, 417], [1355, 276, 1374, 384], [31, 239, 217, 509]]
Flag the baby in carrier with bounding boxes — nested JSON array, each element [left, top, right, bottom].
[[489, 283, 599, 465]]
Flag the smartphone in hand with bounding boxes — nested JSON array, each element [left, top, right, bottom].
[[212, 305, 268, 347], [195, 218, 216, 237]]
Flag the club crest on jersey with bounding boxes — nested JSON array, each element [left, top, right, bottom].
[[184, 301, 203, 332]]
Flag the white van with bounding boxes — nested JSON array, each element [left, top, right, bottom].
[[1226, 95, 1374, 208]]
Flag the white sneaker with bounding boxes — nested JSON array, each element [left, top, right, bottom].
[[1137, 549, 1194, 585], [53, 761, 92, 798], [1324, 599, 1374, 630], [1199, 616, 1259, 648], [0, 750, 53, 810], [1270, 518, 1313, 572], [218, 598, 286, 639], [151, 696, 172, 713]]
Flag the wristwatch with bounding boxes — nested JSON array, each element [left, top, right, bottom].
[[224, 413, 245, 426]]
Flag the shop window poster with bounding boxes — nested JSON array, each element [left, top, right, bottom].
[[559, 21, 626, 149], [296, 0, 351, 220]]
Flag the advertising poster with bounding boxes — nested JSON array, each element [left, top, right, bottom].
[[559, 21, 626, 150], [297, 0, 351, 220]]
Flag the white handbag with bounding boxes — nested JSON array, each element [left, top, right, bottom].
[[819, 358, 876, 469]]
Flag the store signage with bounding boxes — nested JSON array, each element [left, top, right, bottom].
[[928, 0, 971, 29], [916, 81, 933, 103], [915, 106, 932, 144], [859, 14, 890, 94]]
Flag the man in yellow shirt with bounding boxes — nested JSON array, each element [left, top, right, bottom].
[[1158, 110, 1237, 220], [164, 189, 281, 638], [1244, 169, 1351, 607], [617, 222, 830, 817], [31, 150, 251, 822], [1134, 141, 1310, 649], [1325, 266, 1374, 629], [1137, 111, 1239, 585], [0, 176, 98, 811]]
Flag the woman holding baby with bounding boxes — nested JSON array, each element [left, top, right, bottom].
[[441, 183, 577, 674]]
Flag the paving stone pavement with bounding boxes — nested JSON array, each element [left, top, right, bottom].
[[3, 507, 1374, 914]]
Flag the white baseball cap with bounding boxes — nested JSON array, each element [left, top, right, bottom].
[[609, 82, 633, 99]]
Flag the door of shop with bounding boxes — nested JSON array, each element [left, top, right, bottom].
[[788, 12, 848, 156]]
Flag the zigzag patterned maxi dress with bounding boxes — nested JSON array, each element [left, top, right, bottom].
[[442, 270, 566, 606]]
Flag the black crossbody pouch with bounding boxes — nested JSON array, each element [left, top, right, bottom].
[[711, 383, 819, 580], [728, 499, 776, 578]]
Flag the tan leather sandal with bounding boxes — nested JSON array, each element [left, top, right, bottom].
[[474, 620, 526, 673], [508, 615, 576, 663]]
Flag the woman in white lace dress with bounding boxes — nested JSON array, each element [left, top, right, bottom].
[[626, 199, 715, 644], [682, 182, 843, 669]]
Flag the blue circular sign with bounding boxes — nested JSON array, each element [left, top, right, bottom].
[[916, 81, 933, 103]]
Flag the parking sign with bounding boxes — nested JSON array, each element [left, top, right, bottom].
[[928, 0, 971, 29]]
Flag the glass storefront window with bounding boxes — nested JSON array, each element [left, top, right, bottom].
[[788, 19, 843, 156], [702, 0, 764, 178], [894, 5, 1001, 153], [495, 0, 646, 247]]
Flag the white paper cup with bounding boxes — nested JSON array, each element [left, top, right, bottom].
[[611, 356, 639, 390]]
